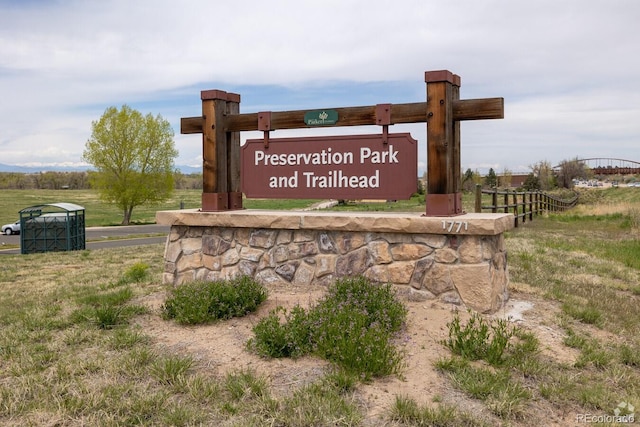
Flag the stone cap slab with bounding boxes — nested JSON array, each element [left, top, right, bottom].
[[156, 209, 514, 236]]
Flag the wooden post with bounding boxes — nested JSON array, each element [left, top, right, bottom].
[[474, 184, 482, 213], [227, 97, 243, 210], [492, 188, 498, 213], [513, 191, 518, 227], [425, 71, 462, 216], [200, 90, 241, 211]]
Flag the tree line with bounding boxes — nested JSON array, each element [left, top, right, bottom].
[[0, 171, 203, 190], [459, 158, 598, 192], [7, 102, 629, 224]]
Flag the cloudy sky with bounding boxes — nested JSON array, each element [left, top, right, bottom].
[[1, 0, 639, 175]]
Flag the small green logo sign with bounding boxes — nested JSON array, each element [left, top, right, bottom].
[[304, 110, 338, 126]]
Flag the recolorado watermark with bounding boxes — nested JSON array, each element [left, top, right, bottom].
[[576, 402, 635, 424]]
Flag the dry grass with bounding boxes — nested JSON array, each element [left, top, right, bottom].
[[571, 199, 640, 231], [1, 187, 640, 425]]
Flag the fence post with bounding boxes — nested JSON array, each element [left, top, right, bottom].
[[513, 191, 519, 227], [492, 188, 498, 213], [475, 184, 482, 213], [503, 190, 509, 214], [529, 192, 534, 221]]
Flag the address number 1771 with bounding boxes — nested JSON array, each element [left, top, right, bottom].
[[442, 220, 468, 233]]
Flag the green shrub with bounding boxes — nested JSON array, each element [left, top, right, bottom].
[[316, 276, 407, 333], [249, 276, 407, 380], [161, 276, 267, 325], [442, 310, 515, 366], [309, 299, 405, 379], [248, 305, 311, 358]]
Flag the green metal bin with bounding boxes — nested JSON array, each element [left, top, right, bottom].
[[20, 203, 86, 254]]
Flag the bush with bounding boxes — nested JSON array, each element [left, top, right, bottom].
[[162, 276, 267, 325], [442, 310, 515, 366], [248, 305, 312, 358], [249, 276, 407, 380]]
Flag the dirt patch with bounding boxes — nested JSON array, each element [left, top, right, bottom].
[[135, 286, 575, 425]]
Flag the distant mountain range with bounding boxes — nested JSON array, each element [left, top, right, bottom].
[[0, 163, 202, 174]]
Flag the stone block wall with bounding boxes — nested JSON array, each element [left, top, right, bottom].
[[158, 210, 513, 313]]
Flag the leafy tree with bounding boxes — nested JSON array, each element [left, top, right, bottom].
[[484, 168, 498, 188], [522, 172, 540, 191], [530, 160, 557, 191], [461, 168, 482, 192], [83, 105, 178, 225], [557, 157, 589, 188], [498, 168, 513, 188], [461, 168, 474, 191]]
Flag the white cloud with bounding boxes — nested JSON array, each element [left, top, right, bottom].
[[0, 0, 639, 173]]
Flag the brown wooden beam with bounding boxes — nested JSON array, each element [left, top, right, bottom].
[[453, 98, 504, 121], [181, 99, 503, 135], [181, 116, 204, 134]]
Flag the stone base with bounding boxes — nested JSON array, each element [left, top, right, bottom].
[[156, 210, 514, 314]]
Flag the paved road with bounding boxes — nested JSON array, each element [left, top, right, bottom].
[[0, 224, 170, 255]]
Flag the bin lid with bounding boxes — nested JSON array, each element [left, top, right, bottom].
[[20, 202, 85, 213]]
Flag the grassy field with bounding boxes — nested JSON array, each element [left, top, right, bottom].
[[0, 187, 638, 425], [0, 189, 322, 227], [5, 186, 630, 227]]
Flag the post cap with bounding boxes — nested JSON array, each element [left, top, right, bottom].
[[425, 70, 461, 86], [201, 90, 241, 103]]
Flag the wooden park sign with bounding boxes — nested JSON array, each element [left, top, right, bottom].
[[181, 70, 504, 216], [242, 133, 417, 199]]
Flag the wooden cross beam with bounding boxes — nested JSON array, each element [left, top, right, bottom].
[[181, 70, 503, 215]]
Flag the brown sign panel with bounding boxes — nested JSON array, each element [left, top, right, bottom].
[[241, 133, 418, 199]]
